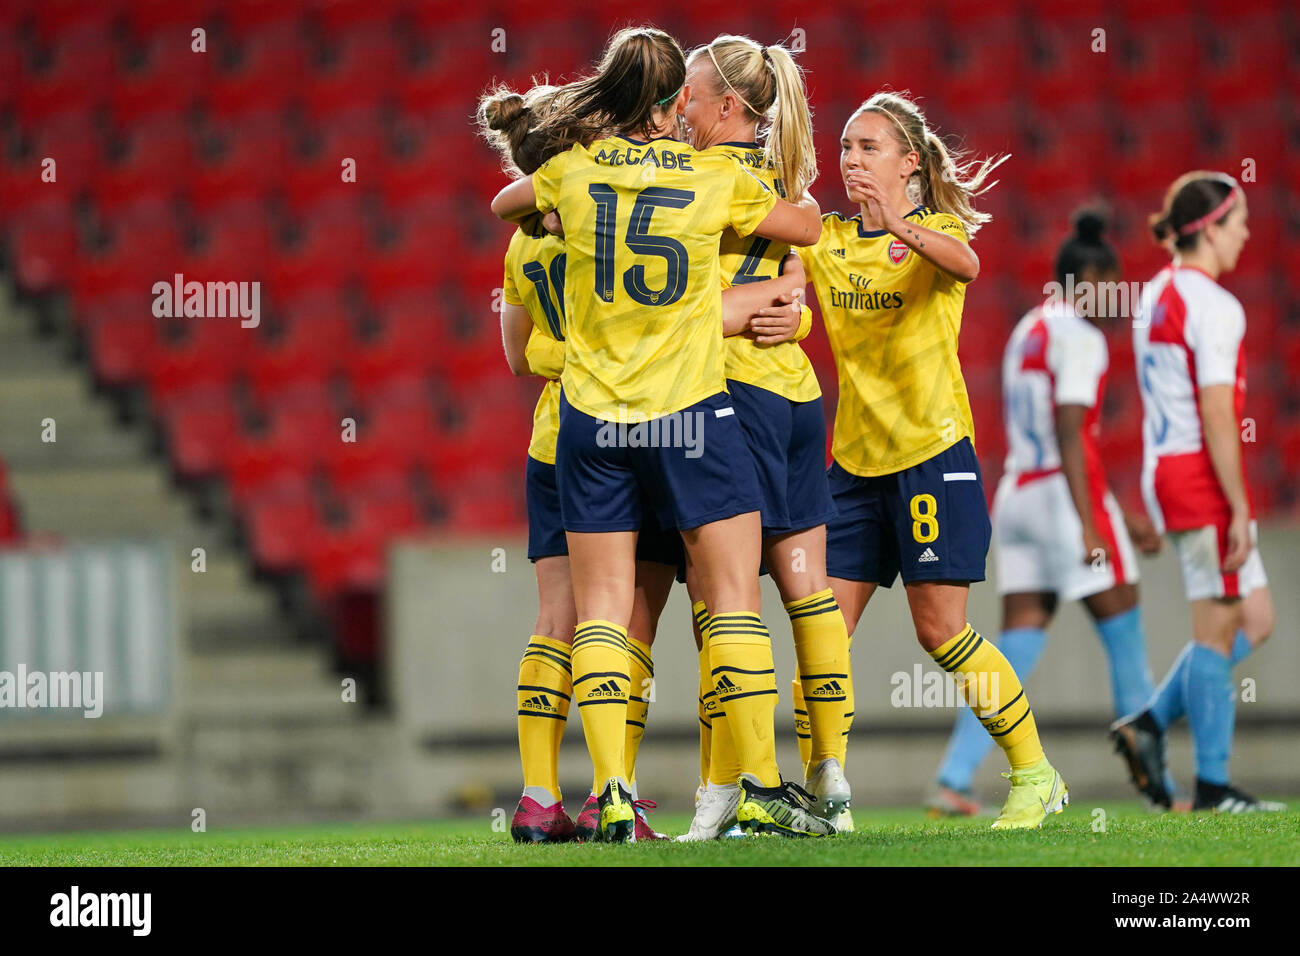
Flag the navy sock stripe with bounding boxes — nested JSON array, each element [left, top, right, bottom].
[[572, 637, 631, 655], [934, 626, 977, 669], [945, 635, 985, 673], [717, 688, 779, 704], [516, 684, 572, 701], [710, 665, 776, 677], [517, 710, 566, 720], [522, 649, 574, 673], [573, 671, 629, 684], [981, 689, 1024, 720], [988, 708, 1031, 737]]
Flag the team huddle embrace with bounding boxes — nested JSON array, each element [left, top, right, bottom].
[[478, 25, 1279, 843]]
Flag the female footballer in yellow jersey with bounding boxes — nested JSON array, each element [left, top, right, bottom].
[[801, 92, 1067, 828], [673, 35, 852, 840], [481, 87, 679, 843], [491, 27, 833, 840]]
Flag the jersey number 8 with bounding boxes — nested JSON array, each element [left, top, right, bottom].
[[910, 493, 939, 544]]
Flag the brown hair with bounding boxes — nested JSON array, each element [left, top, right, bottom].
[[522, 27, 686, 162], [854, 91, 1007, 236], [687, 35, 818, 198], [1149, 170, 1239, 251], [476, 83, 562, 176]]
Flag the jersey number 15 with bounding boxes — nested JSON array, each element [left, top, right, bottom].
[[588, 185, 695, 307]]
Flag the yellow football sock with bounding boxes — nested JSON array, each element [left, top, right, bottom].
[[517, 635, 572, 802], [792, 679, 811, 777], [838, 636, 854, 768], [708, 611, 780, 787], [624, 636, 653, 786], [693, 601, 712, 787], [572, 620, 631, 794], [930, 623, 1044, 770], [785, 588, 850, 769]]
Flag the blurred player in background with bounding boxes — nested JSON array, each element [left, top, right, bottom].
[[673, 35, 851, 840], [1113, 171, 1282, 814], [491, 27, 833, 840], [801, 91, 1068, 829], [481, 86, 676, 842], [928, 210, 1165, 816]]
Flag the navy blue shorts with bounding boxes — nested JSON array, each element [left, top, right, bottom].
[[526, 454, 684, 566], [526, 455, 567, 561], [824, 438, 990, 587], [729, 380, 836, 538], [556, 390, 763, 533]]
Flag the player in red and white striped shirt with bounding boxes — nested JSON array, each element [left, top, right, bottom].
[[930, 212, 1163, 815], [1111, 172, 1282, 814]]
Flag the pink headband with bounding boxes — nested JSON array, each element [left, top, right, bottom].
[[1178, 188, 1239, 236]]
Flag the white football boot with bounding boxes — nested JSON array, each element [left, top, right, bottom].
[[676, 782, 743, 841], [804, 757, 853, 821]]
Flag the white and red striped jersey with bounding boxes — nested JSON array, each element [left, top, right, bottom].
[[1133, 265, 1249, 533], [1001, 298, 1109, 481]]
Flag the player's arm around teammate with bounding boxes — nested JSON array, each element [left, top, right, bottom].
[[481, 86, 678, 842], [491, 28, 831, 840], [673, 36, 852, 838]]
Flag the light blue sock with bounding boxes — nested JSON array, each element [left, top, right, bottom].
[[1093, 606, 1155, 719], [1184, 643, 1235, 786], [935, 627, 1047, 791], [1229, 629, 1252, 665], [1148, 630, 1250, 730]]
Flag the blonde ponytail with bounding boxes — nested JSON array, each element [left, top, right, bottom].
[[689, 36, 818, 199], [762, 45, 817, 199], [916, 129, 1007, 237]]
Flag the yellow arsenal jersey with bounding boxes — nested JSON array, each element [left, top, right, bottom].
[[802, 206, 975, 477], [502, 220, 566, 463], [531, 135, 778, 421], [713, 142, 819, 404]]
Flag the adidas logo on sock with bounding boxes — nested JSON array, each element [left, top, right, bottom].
[[586, 681, 622, 699], [522, 694, 559, 713], [918, 547, 939, 563], [810, 680, 844, 696], [831, 248, 846, 258], [714, 674, 740, 694]]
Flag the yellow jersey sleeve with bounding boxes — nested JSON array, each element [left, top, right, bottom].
[[503, 219, 567, 464], [531, 148, 571, 215], [728, 166, 779, 238], [714, 146, 819, 403], [525, 327, 564, 380], [793, 303, 812, 342], [502, 231, 524, 306], [923, 211, 970, 243]]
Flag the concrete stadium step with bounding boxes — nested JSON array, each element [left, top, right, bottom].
[[183, 646, 351, 721], [6, 464, 202, 538]]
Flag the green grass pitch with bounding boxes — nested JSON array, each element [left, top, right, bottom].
[[0, 802, 1295, 866]]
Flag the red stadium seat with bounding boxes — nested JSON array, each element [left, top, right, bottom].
[[1112, 19, 1201, 107], [18, 26, 112, 123], [85, 305, 162, 389], [162, 385, 245, 480], [188, 117, 287, 212], [9, 200, 77, 294], [111, 30, 208, 124], [243, 480, 325, 575], [205, 26, 307, 117]]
